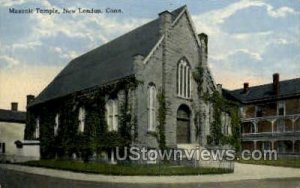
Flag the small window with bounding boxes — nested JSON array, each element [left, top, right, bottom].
[[54, 113, 59, 136], [78, 107, 86, 133], [106, 99, 118, 131], [148, 84, 156, 131], [278, 101, 285, 116], [35, 118, 40, 139]]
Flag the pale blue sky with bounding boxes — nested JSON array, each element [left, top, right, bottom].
[[0, 0, 299, 110]]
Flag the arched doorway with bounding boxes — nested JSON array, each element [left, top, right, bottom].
[[176, 104, 191, 144]]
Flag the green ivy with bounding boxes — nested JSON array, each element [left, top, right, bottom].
[[56, 98, 79, 159], [119, 90, 132, 146], [191, 64, 241, 150], [39, 107, 56, 159], [207, 91, 241, 150], [26, 77, 140, 162], [194, 111, 202, 139], [157, 89, 166, 150], [192, 66, 204, 98], [24, 110, 37, 140]]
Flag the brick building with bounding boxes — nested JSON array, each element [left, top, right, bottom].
[[25, 6, 231, 161], [224, 74, 300, 157]]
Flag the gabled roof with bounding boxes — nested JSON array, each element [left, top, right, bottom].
[[30, 6, 187, 107], [0, 109, 26, 123], [224, 78, 300, 104]]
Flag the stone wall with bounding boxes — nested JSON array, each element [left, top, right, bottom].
[[134, 11, 214, 148], [133, 41, 163, 148]]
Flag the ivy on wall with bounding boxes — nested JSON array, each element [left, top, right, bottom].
[[55, 98, 79, 159], [206, 91, 241, 150], [208, 91, 224, 145], [192, 65, 240, 150], [24, 110, 37, 140], [192, 66, 204, 98], [192, 65, 205, 142], [39, 107, 56, 159], [26, 76, 140, 161], [157, 89, 166, 150], [119, 90, 132, 147]]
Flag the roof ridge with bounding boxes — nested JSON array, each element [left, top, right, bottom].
[[224, 77, 300, 103], [80, 5, 186, 57], [30, 6, 194, 107], [58, 5, 186, 68], [57, 18, 159, 76], [52, 5, 188, 81], [230, 77, 300, 92]]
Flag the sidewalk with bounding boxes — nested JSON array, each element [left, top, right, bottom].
[[0, 162, 299, 184]]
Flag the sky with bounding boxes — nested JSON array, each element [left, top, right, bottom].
[[0, 0, 299, 111]]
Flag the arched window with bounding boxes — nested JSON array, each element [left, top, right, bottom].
[[54, 113, 59, 136], [78, 107, 86, 133], [106, 99, 119, 131], [148, 84, 156, 131], [35, 117, 40, 139], [177, 58, 191, 98]]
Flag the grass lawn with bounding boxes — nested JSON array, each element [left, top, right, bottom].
[[238, 158, 300, 168], [20, 160, 233, 176]]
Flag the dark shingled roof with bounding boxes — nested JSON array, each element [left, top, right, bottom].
[[224, 78, 300, 104], [0, 109, 26, 123], [30, 6, 186, 107]]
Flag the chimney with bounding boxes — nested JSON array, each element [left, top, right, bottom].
[[273, 73, 280, 95], [243, 82, 249, 93], [158, 10, 172, 36], [198, 33, 208, 67], [26, 95, 35, 106], [11, 102, 18, 111]]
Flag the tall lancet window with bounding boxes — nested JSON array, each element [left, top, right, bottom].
[[78, 107, 86, 133], [54, 113, 59, 136], [148, 84, 157, 131], [106, 99, 119, 131], [177, 58, 191, 98], [35, 117, 40, 139]]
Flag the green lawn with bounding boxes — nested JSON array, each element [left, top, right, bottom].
[[238, 158, 300, 168], [20, 160, 233, 176]]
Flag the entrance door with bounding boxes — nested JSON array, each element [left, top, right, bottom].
[[176, 105, 191, 144]]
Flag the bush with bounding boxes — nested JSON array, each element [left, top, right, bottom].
[[21, 160, 233, 176]]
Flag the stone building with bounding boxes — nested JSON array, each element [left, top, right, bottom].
[[0, 102, 25, 162], [224, 74, 300, 157], [25, 6, 232, 161]]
